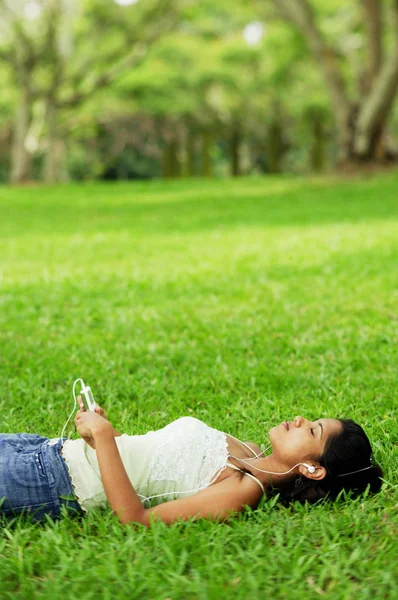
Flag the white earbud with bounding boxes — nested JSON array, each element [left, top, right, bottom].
[[303, 463, 316, 474]]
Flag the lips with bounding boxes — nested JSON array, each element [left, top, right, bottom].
[[283, 421, 289, 430]]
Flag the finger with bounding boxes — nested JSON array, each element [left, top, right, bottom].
[[75, 409, 84, 422], [94, 405, 106, 418], [77, 395, 85, 410]]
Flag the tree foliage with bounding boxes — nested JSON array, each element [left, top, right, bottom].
[[0, 0, 397, 183], [269, 0, 398, 162]]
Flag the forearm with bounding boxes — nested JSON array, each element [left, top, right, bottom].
[[93, 428, 145, 524]]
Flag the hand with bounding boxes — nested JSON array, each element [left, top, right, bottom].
[[77, 395, 108, 419], [75, 406, 112, 449]]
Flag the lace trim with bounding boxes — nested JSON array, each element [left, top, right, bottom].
[[198, 428, 229, 487], [148, 417, 202, 484], [148, 417, 230, 489]]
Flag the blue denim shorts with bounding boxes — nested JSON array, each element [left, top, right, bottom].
[[0, 434, 84, 523]]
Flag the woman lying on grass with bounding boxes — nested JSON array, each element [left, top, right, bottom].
[[0, 397, 383, 525]]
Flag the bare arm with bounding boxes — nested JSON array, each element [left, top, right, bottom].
[[108, 425, 122, 437], [75, 411, 263, 526], [95, 428, 262, 526], [140, 473, 263, 527], [94, 427, 145, 522]]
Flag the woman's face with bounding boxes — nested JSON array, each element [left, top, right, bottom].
[[268, 415, 343, 469]]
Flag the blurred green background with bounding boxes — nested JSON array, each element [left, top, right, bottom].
[[1, 0, 398, 184]]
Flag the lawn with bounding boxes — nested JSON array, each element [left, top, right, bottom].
[[0, 173, 397, 599]]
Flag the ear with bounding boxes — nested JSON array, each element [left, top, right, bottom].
[[298, 464, 327, 481]]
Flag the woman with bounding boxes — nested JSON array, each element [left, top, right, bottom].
[[0, 398, 383, 525]]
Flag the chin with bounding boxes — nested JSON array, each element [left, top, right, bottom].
[[268, 425, 279, 444]]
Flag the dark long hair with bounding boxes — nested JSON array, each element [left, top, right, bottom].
[[277, 419, 383, 504]]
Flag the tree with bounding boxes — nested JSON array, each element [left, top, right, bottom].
[[0, 1, 40, 182], [70, 15, 317, 179], [0, 0, 182, 183], [269, 0, 398, 163]]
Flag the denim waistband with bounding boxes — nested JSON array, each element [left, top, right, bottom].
[[40, 437, 84, 518]]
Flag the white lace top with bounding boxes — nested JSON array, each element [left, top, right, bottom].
[[62, 416, 236, 512]]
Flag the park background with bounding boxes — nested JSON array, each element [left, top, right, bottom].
[[0, 1, 397, 599]]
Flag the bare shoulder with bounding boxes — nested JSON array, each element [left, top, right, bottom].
[[139, 471, 263, 527], [244, 441, 263, 456]]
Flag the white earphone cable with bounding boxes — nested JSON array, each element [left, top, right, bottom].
[[228, 455, 311, 476], [60, 378, 83, 445]]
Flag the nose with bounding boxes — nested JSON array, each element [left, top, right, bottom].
[[293, 416, 305, 427]]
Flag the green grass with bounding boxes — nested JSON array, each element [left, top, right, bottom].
[[0, 173, 397, 599]]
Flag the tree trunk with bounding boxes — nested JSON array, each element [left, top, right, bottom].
[[275, 0, 352, 163], [44, 101, 69, 183], [44, 101, 58, 183], [184, 128, 196, 177], [161, 145, 173, 178], [310, 115, 326, 172], [362, 0, 383, 91], [201, 131, 213, 177], [10, 87, 33, 184], [230, 127, 242, 177], [266, 119, 284, 173], [161, 138, 181, 179], [171, 138, 182, 178], [273, 0, 398, 165], [336, 105, 396, 164], [354, 44, 398, 159]]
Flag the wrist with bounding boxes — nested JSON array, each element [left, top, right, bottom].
[[92, 422, 114, 440]]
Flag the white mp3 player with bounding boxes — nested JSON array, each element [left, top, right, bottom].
[[80, 379, 97, 412]]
